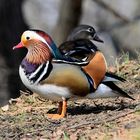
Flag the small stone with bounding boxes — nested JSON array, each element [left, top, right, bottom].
[[1, 104, 9, 111], [135, 104, 140, 111]]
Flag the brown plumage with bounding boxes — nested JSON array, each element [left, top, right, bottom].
[[40, 63, 90, 97], [26, 41, 52, 64], [83, 51, 107, 88]]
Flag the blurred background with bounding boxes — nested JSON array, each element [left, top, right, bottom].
[[0, 0, 140, 107]]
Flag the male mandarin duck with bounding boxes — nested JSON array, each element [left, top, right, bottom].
[[13, 26, 134, 119]]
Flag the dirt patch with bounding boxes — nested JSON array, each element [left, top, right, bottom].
[[0, 59, 140, 140]]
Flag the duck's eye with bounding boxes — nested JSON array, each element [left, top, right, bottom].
[[88, 28, 94, 32], [26, 36, 30, 40]]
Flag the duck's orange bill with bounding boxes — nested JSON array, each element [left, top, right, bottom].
[[13, 42, 23, 50]]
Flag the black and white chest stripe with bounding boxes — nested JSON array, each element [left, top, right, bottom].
[[25, 61, 52, 84]]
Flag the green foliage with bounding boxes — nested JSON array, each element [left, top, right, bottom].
[[63, 131, 70, 140]]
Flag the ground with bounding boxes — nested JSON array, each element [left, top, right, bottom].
[[0, 56, 140, 140]]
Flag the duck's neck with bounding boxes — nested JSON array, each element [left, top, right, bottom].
[[21, 44, 52, 75], [21, 58, 40, 75], [26, 43, 52, 64], [21, 58, 53, 84]]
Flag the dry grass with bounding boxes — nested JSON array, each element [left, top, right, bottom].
[[0, 54, 140, 139]]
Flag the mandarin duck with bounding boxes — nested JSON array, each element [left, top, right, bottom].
[[13, 28, 134, 119]]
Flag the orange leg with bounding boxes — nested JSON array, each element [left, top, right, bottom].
[[57, 101, 63, 114], [47, 100, 67, 119]]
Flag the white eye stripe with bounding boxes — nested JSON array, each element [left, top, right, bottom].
[[24, 31, 51, 48], [33, 31, 53, 53], [23, 30, 55, 57]]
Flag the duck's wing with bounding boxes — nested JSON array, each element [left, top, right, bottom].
[[102, 81, 134, 100], [52, 56, 89, 66], [59, 39, 98, 60], [103, 72, 126, 82], [102, 72, 134, 99], [55, 39, 99, 66]]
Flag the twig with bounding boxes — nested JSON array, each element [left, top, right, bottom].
[[29, 127, 54, 134], [68, 110, 135, 129], [92, 0, 140, 32]]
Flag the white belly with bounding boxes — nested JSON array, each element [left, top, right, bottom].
[[86, 84, 119, 99], [19, 66, 119, 101], [19, 66, 72, 101]]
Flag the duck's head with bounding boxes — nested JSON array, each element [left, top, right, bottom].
[[13, 30, 61, 64], [67, 25, 103, 43]]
